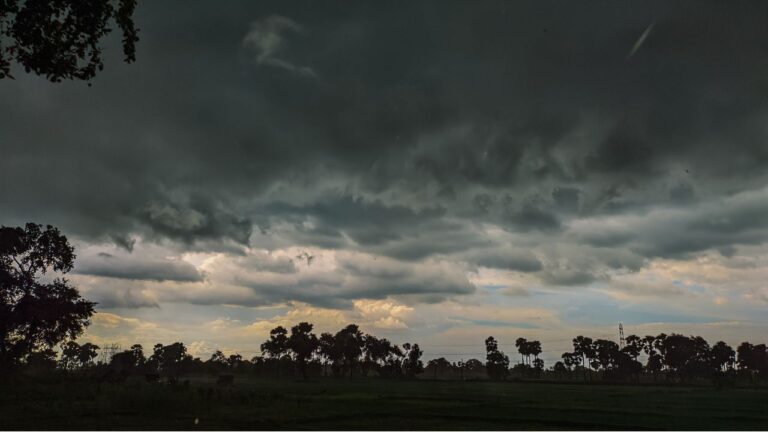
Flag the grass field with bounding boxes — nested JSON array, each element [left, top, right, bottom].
[[2, 376, 767, 430]]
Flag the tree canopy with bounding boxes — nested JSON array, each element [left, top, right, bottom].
[[0, 0, 138, 82], [0, 223, 95, 368]]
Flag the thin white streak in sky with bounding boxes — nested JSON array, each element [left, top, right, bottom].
[[627, 21, 656, 59]]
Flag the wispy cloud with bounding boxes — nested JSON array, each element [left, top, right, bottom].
[[242, 15, 316, 77]]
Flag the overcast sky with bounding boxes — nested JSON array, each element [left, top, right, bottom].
[[2, 1, 768, 362]]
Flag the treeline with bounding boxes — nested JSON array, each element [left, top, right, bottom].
[[476, 333, 768, 384], [5, 225, 766, 386], [554, 333, 768, 384], [33, 323, 425, 381], [12, 323, 768, 386]]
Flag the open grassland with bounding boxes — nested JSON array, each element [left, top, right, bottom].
[[2, 376, 767, 430]]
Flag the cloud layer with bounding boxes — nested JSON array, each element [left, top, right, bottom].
[[3, 1, 768, 352]]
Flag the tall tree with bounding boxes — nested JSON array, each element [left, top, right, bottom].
[[657, 334, 712, 381], [0, 223, 95, 368], [485, 336, 509, 380], [572, 336, 594, 381], [737, 342, 768, 380], [60, 340, 81, 370], [261, 326, 289, 359], [622, 335, 643, 361], [318, 332, 342, 377], [149, 342, 190, 377], [110, 343, 144, 372], [59, 340, 98, 369], [227, 353, 244, 371], [362, 334, 394, 377], [515, 337, 528, 365], [401, 342, 424, 378], [209, 350, 227, 365], [334, 324, 364, 378], [381, 341, 404, 378], [0, 0, 138, 82], [561, 352, 580, 371], [287, 322, 319, 380], [592, 339, 620, 372], [710, 341, 735, 372], [77, 342, 99, 367], [261, 326, 290, 377], [527, 340, 542, 363]]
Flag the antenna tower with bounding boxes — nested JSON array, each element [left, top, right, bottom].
[[618, 323, 626, 348], [101, 343, 121, 365]]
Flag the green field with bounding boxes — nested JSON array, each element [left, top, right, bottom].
[[2, 377, 767, 430]]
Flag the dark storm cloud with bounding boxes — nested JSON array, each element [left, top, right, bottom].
[[141, 197, 252, 246], [460, 247, 542, 273], [3, 0, 768, 303], [262, 194, 446, 247], [539, 268, 600, 287], [220, 252, 475, 308], [551, 187, 581, 213], [75, 249, 204, 282], [572, 187, 768, 259]]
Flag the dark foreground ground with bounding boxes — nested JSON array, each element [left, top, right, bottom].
[[2, 376, 767, 430]]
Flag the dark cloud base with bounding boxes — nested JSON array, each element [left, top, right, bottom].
[[3, 1, 768, 306]]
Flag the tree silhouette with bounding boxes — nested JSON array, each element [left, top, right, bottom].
[[401, 342, 424, 378], [287, 322, 319, 380], [426, 357, 450, 379], [592, 339, 620, 372], [572, 336, 594, 381], [710, 341, 735, 372], [77, 342, 99, 367], [528, 340, 542, 363], [485, 336, 509, 380], [26, 347, 57, 371], [110, 343, 145, 372], [532, 357, 545, 376], [736, 342, 768, 382], [657, 334, 712, 382], [456, 359, 466, 380], [149, 342, 190, 378], [622, 335, 643, 361], [362, 334, 399, 377], [227, 353, 244, 371], [0, 223, 95, 369], [561, 352, 580, 372], [465, 358, 483, 371], [0, 0, 138, 82], [380, 341, 404, 378], [515, 337, 528, 365], [59, 340, 98, 369], [261, 325, 289, 377], [60, 340, 81, 370], [209, 350, 227, 364], [553, 360, 567, 379], [585, 339, 641, 381], [206, 350, 228, 374], [318, 332, 342, 377], [334, 324, 365, 378]]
